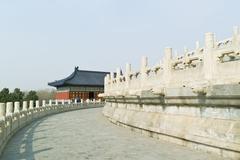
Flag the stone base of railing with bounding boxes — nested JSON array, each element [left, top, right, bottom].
[[103, 100, 240, 160], [0, 103, 104, 157]]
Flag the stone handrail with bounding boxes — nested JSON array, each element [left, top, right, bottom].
[[0, 99, 104, 156], [103, 27, 240, 98]]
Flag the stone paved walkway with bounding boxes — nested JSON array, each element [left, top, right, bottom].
[[1, 107, 228, 160]]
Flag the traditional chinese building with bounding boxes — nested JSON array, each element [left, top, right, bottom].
[[48, 67, 109, 101]]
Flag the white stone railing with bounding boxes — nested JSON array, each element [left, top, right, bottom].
[[103, 27, 240, 97], [0, 99, 103, 156]]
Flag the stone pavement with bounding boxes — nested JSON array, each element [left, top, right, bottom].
[[1, 107, 228, 160]]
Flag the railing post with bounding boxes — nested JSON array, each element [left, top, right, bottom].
[[104, 74, 110, 94], [14, 102, 20, 113], [125, 63, 131, 89], [204, 32, 216, 81], [6, 102, 13, 116], [116, 68, 121, 82], [23, 101, 28, 111], [233, 26, 240, 46], [86, 99, 90, 104], [196, 41, 200, 50], [163, 47, 172, 87], [42, 100, 46, 107], [29, 100, 34, 109], [35, 100, 40, 108], [49, 99, 52, 106], [0, 103, 6, 119], [140, 56, 149, 90], [116, 68, 121, 91], [110, 72, 114, 94]]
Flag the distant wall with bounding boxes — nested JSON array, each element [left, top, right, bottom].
[[55, 91, 70, 100]]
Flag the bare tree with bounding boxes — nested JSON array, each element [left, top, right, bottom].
[[36, 89, 56, 101]]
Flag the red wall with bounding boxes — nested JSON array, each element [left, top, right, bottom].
[[55, 91, 70, 100], [55, 91, 103, 100]]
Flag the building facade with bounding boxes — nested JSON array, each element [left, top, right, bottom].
[[48, 67, 109, 100]]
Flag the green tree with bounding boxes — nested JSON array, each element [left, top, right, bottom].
[[12, 88, 24, 102], [0, 88, 10, 103], [24, 90, 39, 101]]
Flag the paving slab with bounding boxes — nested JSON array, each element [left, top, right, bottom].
[[1, 107, 228, 160]]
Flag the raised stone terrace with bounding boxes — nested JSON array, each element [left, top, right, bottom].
[[102, 27, 240, 160]]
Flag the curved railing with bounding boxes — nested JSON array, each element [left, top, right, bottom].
[[0, 99, 103, 156]]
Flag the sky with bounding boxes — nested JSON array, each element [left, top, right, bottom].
[[0, 0, 239, 90]]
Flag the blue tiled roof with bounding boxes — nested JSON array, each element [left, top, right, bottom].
[[48, 67, 109, 87]]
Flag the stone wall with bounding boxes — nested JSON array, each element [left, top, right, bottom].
[[102, 27, 240, 160], [0, 99, 103, 157]]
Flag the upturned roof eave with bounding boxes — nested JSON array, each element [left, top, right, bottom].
[[48, 68, 77, 87]]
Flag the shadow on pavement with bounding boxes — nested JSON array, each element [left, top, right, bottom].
[[1, 118, 53, 160]]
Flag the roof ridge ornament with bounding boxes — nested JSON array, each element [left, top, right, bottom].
[[75, 66, 79, 71]]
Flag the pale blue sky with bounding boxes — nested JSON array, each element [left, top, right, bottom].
[[0, 0, 239, 90]]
